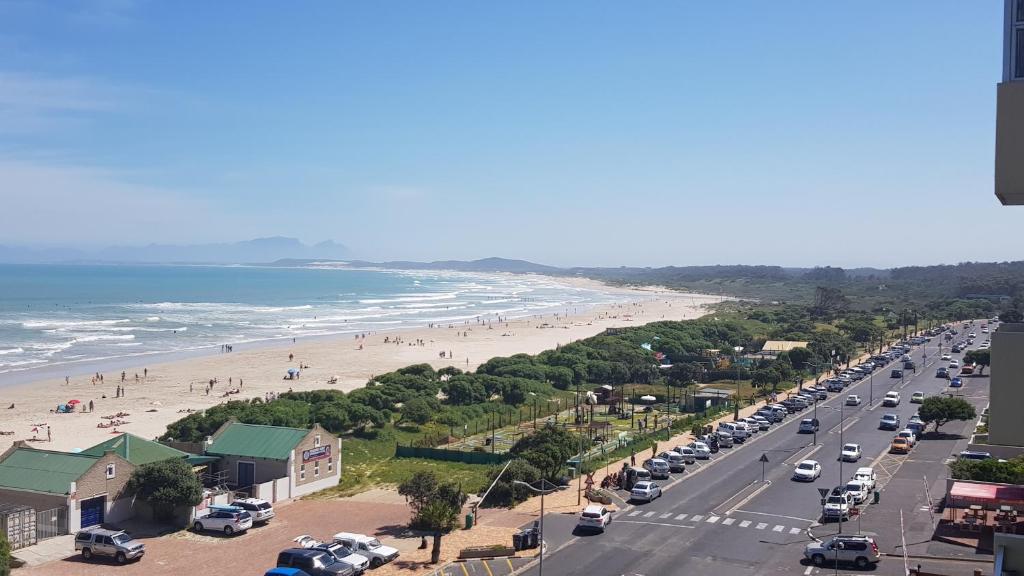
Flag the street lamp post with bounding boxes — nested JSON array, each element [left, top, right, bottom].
[[512, 480, 558, 576]]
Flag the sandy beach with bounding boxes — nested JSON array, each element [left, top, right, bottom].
[[0, 279, 723, 452]]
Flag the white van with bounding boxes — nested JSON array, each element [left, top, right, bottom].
[[718, 421, 749, 441], [332, 533, 399, 568]]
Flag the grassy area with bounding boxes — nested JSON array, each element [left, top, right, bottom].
[[314, 425, 497, 499]]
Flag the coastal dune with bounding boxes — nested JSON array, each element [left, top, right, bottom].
[[0, 281, 722, 452]]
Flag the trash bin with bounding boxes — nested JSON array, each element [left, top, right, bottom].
[[465, 513, 474, 529], [872, 490, 880, 504], [527, 528, 539, 549], [512, 531, 525, 551]]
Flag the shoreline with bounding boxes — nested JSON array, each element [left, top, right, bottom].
[[0, 278, 724, 452]]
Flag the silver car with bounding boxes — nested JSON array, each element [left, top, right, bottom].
[[74, 528, 145, 564]]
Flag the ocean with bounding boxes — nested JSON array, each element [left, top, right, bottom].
[[0, 264, 621, 383]]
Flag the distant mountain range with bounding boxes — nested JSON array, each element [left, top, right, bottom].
[[276, 256, 563, 274], [0, 237, 352, 264]]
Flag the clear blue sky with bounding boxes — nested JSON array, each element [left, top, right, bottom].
[[0, 1, 1013, 267]]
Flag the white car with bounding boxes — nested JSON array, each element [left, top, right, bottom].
[[231, 497, 275, 524], [630, 481, 662, 502], [193, 506, 253, 535], [741, 418, 762, 433], [897, 428, 917, 447], [332, 533, 400, 568], [672, 446, 697, 464], [845, 394, 861, 406], [883, 391, 900, 407], [793, 460, 822, 482], [841, 443, 862, 462], [749, 415, 771, 431], [823, 491, 854, 521], [688, 441, 712, 459], [853, 467, 877, 491], [949, 359, 960, 369], [910, 391, 925, 404], [293, 536, 370, 573], [844, 479, 870, 504], [577, 505, 612, 533], [941, 353, 951, 361]]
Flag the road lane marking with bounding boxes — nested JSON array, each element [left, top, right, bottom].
[[790, 527, 802, 534], [614, 520, 695, 529], [628, 510, 641, 517], [772, 525, 784, 532], [706, 516, 720, 523], [804, 566, 814, 575], [722, 517, 735, 525], [723, 480, 773, 515], [506, 558, 514, 572], [756, 522, 768, 530], [643, 511, 655, 518], [482, 559, 494, 576], [660, 513, 673, 519], [739, 520, 752, 528], [690, 514, 704, 522], [675, 513, 688, 521], [461, 563, 470, 576], [732, 509, 819, 524]]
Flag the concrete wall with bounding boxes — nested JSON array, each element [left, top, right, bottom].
[[213, 455, 288, 487], [291, 425, 340, 491], [989, 324, 1024, 446], [996, 81, 1024, 204], [995, 532, 1024, 574], [966, 442, 1024, 460]]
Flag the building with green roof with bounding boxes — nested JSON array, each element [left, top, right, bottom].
[[81, 432, 190, 466], [202, 419, 340, 501]]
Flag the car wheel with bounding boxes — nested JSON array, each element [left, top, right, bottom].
[[812, 554, 825, 566], [370, 558, 384, 568], [854, 556, 869, 569], [193, 522, 203, 532], [223, 525, 234, 535], [116, 552, 127, 564], [82, 548, 92, 560]]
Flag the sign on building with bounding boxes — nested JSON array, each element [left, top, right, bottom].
[[302, 445, 331, 463]]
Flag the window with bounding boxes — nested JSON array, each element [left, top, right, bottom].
[[299, 463, 306, 481], [314, 460, 320, 477], [1017, 28, 1024, 79], [1018, 0, 1024, 23], [105, 463, 116, 479], [314, 434, 322, 447], [327, 457, 333, 473]]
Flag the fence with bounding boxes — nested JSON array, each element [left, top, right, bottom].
[[395, 445, 513, 465], [36, 506, 67, 540]]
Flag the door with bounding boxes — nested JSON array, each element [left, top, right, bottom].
[[237, 461, 255, 488], [80, 496, 105, 528]]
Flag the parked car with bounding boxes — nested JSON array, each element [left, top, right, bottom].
[[793, 460, 822, 481], [897, 429, 917, 447], [332, 533, 400, 568], [959, 451, 994, 461], [577, 504, 612, 533], [840, 443, 862, 462], [714, 431, 734, 448], [826, 379, 845, 392], [688, 441, 712, 459], [698, 434, 720, 452], [748, 415, 771, 431], [232, 497, 275, 524], [910, 391, 925, 403], [642, 458, 671, 479], [292, 536, 369, 574], [276, 548, 354, 576], [804, 534, 881, 569], [798, 418, 820, 433], [194, 505, 253, 536], [882, 391, 900, 407], [879, 414, 901, 430], [853, 467, 877, 491], [845, 394, 861, 406], [672, 446, 698, 464], [657, 451, 687, 473], [266, 569, 313, 576], [75, 528, 145, 564], [844, 479, 870, 504], [890, 437, 911, 454], [630, 480, 662, 502], [823, 491, 854, 521]]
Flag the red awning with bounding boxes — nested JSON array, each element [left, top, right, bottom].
[[949, 482, 1024, 507]]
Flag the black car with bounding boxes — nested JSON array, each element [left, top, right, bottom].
[[699, 434, 720, 452], [936, 367, 950, 378], [890, 369, 903, 378], [277, 549, 355, 576], [779, 400, 800, 413]]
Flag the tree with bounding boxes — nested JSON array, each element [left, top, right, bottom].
[[125, 458, 203, 521], [444, 378, 488, 405], [963, 349, 991, 375], [918, 396, 977, 432], [1000, 308, 1024, 323], [950, 456, 1024, 484], [510, 425, 579, 481], [400, 397, 435, 425], [397, 471, 467, 564], [0, 529, 9, 576], [786, 347, 813, 371], [482, 459, 542, 508]]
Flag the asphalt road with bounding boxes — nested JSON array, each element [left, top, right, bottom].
[[520, 321, 994, 576]]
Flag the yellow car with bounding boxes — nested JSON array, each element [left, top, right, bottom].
[[890, 437, 911, 454]]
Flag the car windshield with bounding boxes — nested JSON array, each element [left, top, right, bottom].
[[827, 496, 845, 504], [846, 483, 861, 492], [112, 534, 132, 544], [582, 511, 601, 518], [843, 445, 857, 451], [366, 539, 382, 549], [634, 482, 651, 489], [798, 463, 814, 470]]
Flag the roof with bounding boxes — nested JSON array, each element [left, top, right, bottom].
[[0, 447, 98, 495], [950, 481, 1024, 506], [81, 433, 189, 466], [761, 340, 810, 352], [206, 422, 309, 460]]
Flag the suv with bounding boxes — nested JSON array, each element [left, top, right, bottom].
[[332, 533, 400, 568], [804, 535, 880, 569], [823, 492, 854, 521], [577, 504, 612, 533], [193, 505, 254, 535], [642, 458, 671, 479], [75, 528, 145, 564], [277, 548, 355, 576], [232, 497, 275, 524], [799, 418, 819, 433]]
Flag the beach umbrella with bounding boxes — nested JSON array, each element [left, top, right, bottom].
[[287, 368, 298, 375], [639, 395, 657, 403], [67, 399, 81, 405]]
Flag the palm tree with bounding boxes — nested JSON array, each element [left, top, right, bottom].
[[418, 500, 461, 564]]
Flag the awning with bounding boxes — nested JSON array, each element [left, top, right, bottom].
[[949, 481, 1024, 508]]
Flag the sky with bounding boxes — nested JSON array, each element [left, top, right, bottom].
[[0, 1, 1015, 268]]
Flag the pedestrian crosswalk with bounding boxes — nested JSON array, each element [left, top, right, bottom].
[[622, 508, 809, 537]]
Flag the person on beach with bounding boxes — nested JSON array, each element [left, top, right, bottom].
[[88, 400, 94, 412], [47, 426, 51, 442]]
